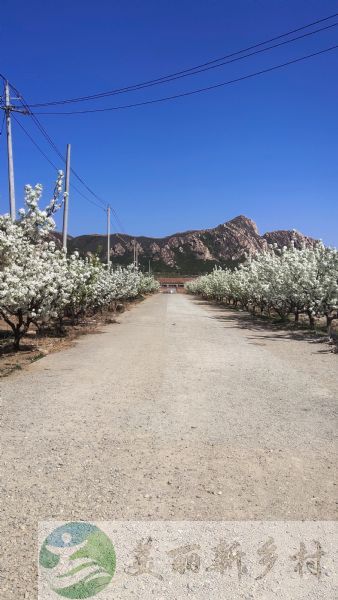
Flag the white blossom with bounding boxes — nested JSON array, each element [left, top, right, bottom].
[[0, 175, 159, 349], [186, 243, 338, 336]]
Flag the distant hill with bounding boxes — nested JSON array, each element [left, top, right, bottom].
[[64, 215, 316, 275]]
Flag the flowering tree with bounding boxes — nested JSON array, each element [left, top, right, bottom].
[[0, 173, 69, 348], [186, 242, 338, 337], [138, 273, 160, 295], [0, 174, 159, 350]]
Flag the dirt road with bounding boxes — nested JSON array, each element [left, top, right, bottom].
[[0, 293, 337, 597]]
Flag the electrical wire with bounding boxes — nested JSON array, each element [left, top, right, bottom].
[[24, 13, 338, 108], [9, 90, 126, 230], [31, 44, 338, 115], [71, 184, 107, 212], [12, 114, 59, 170], [13, 102, 129, 233], [7, 86, 109, 205], [109, 210, 131, 248], [2, 15, 337, 238], [12, 113, 108, 212], [11, 92, 127, 230]]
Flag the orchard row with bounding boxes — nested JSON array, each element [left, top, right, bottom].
[[186, 241, 338, 336], [0, 173, 159, 349]]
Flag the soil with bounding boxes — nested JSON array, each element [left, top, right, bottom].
[[0, 293, 337, 598]]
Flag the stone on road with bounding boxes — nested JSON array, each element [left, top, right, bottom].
[[0, 293, 336, 597]]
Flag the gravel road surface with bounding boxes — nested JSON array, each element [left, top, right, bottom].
[[0, 293, 336, 597]]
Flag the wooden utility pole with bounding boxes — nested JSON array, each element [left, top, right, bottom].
[[107, 205, 111, 269], [5, 81, 16, 220], [62, 144, 71, 252]]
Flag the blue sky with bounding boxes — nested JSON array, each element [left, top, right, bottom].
[[1, 0, 337, 245]]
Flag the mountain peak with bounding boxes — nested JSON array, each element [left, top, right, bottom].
[[226, 215, 259, 235], [68, 215, 314, 274]]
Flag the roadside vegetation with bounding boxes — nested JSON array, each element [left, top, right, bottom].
[[0, 172, 159, 355], [186, 241, 338, 343]]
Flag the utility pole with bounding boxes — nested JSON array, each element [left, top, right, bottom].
[[107, 205, 111, 269], [5, 81, 15, 220], [148, 259, 151, 275], [62, 144, 71, 252], [135, 242, 139, 269], [132, 238, 136, 267]]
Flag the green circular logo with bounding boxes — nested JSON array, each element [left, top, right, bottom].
[[39, 522, 116, 598]]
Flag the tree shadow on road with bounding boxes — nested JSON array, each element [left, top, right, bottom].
[[191, 298, 337, 355]]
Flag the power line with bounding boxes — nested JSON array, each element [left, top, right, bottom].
[[13, 103, 105, 210], [71, 185, 106, 212], [1, 83, 127, 231], [6, 85, 132, 235], [110, 203, 127, 235], [12, 113, 107, 212], [109, 211, 130, 248], [8, 89, 126, 229], [7, 86, 107, 200], [27, 107, 129, 230], [1, 17, 336, 237], [12, 114, 59, 170], [24, 12, 338, 108], [32, 44, 338, 115]]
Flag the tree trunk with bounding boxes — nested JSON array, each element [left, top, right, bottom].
[[13, 330, 22, 351], [12, 310, 24, 351], [326, 314, 335, 340], [307, 310, 315, 330], [13, 317, 29, 350]]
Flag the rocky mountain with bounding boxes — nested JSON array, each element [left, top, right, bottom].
[[66, 215, 315, 274]]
